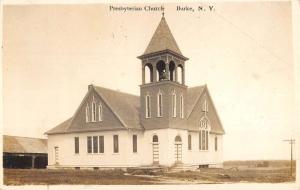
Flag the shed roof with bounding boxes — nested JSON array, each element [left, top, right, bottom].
[[3, 135, 47, 154]]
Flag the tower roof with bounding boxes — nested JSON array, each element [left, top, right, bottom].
[[141, 16, 184, 58]]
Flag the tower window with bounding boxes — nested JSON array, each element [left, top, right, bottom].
[[85, 105, 90, 122], [145, 95, 151, 118], [215, 136, 218, 151], [157, 92, 163, 117], [172, 92, 176, 117], [180, 95, 184, 118]]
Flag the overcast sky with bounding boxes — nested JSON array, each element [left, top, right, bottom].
[[3, 2, 294, 160]]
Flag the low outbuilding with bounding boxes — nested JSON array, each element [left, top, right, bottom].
[[3, 135, 48, 169]]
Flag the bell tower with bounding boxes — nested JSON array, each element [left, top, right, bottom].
[[138, 15, 189, 130]]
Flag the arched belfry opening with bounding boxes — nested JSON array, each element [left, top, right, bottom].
[[177, 64, 184, 84], [144, 63, 153, 83], [169, 61, 176, 81], [156, 61, 167, 81]]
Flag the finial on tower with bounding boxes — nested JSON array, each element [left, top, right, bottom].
[[162, 11, 165, 18]]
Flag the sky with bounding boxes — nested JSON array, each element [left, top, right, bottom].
[[3, 2, 295, 160]]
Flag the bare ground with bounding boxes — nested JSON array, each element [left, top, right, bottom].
[[4, 161, 296, 185]]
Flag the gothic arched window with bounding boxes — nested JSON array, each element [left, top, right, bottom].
[[202, 99, 208, 114], [179, 95, 184, 118], [92, 102, 96, 122], [98, 104, 103, 121], [172, 91, 177, 117], [199, 117, 209, 151], [85, 104, 90, 122]]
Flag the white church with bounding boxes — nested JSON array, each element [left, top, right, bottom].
[[45, 15, 225, 169]]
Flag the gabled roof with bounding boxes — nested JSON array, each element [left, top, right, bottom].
[[141, 16, 183, 57], [186, 85, 206, 117], [93, 86, 141, 129], [46, 85, 224, 135], [3, 135, 47, 154], [186, 85, 225, 135], [45, 86, 142, 135]]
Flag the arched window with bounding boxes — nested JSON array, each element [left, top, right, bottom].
[[85, 104, 90, 122], [92, 102, 96, 122], [157, 91, 163, 117], [172, 91, 177, 117], [156, 60, 166, 81], [200, 118, 208, 129], [98, 104, 103, 121], [177, 64, 183, 84], [145, 95, 151, 118], [175, 135, 182, 142], [169, 61, 175, 81], [145, 63, 153, 83], [152, 135, 158, 143], [199, 117, 209, 150], [215, 136, 218, 151], [202, 99, 208, 114], [179, 95, 184, 118]]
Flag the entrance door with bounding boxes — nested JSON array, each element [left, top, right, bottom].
[[152, 135, 159, 164], [174, 136, 182, 163]]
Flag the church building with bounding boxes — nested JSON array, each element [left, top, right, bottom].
[[45, 15, 225, 169]]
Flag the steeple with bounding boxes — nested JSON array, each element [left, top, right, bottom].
[[139, 15, 188, 130], [139, 16, 188, 85], [139, 16, 187, 60]]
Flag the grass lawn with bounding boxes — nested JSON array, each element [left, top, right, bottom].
[[4, 165, 295, 185], [4, 169, 158, 185]]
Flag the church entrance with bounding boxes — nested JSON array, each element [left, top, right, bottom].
[[152, 135, 159, 164], [174, 135, 182, 163]]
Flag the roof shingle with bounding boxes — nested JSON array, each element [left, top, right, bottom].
[[3, 135, 47, 154], [93, 86, 141, 129], [142, 17, 183, 56], [46, 85, 224, 135]]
